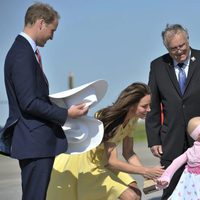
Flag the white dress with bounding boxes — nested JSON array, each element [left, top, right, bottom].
[[157, 141, 200, 200], [168, 167, 200, 200]]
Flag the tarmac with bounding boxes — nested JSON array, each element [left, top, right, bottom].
[[0, 141, 162, 200]]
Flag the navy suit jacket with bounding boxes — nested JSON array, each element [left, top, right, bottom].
[[0, 35, 68, 159], [145, 48, 200, 161]]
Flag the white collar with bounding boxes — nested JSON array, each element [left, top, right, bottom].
[[19, 32, 37, 52]]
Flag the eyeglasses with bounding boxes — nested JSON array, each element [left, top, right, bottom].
[[168, 42, 186, 53]]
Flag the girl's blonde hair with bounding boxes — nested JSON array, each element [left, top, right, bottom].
[[187, 116, 200, 135]]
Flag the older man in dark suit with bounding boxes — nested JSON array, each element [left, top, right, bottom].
[[145, 24, 200, 199], [1, 3, 88, 200]]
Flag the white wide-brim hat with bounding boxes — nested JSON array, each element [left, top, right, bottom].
[[49, 79, 108, 109], [63, 116, 104, 154], [49, 79, 108, 154]]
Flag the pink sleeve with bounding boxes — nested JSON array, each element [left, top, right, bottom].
[[156, 153, 187, 190]]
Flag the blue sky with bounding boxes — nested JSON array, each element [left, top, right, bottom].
[[1, 0, 200, 126]]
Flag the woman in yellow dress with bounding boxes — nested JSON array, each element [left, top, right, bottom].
[[47, 82, 164, 200]]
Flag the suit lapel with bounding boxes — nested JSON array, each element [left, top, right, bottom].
[[165, 50, 199, 97], [185, 50, 197, 93], [17, 35, 49, 88], [37, 63, 49, 87], [165, 57, 183, 96], [42, 73, 49, 88]]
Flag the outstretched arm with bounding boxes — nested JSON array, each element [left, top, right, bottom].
[[104, 137, 164, 179], [156, 152, 187, 190]]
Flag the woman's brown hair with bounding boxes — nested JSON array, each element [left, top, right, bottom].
[[95, 82, 151, 141]]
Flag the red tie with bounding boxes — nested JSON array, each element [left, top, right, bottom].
[[35, 48, 42, 68], [35, 48, 49, 86]]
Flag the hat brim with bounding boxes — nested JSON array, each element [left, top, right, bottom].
[[49, 79, 108, 109], [63, 116, 104, 154]]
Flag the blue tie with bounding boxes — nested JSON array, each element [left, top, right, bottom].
[[177, 63, 186, 95]]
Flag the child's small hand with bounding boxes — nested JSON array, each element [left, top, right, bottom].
[[156, 179, 168, 190]]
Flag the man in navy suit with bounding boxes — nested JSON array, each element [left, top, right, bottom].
[[2, 3, 88, 200], [145, 24, 200, 199]]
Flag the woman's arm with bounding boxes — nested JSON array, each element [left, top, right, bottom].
[[123, 136, 143, 166], [104, 138, 164, 179]]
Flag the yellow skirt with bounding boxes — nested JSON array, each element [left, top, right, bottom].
[[47, 151, 136, 200]]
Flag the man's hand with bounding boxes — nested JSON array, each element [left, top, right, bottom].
[[68, 103, 89, 118], [150, 145, 163, 158]]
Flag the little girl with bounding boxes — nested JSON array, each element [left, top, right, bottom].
[[156, 116, 200, 199]]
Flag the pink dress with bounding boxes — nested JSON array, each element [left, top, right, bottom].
[[157, 141, 200, 200]]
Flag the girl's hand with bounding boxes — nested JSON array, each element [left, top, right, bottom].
[[156, 179, 169, 190]]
